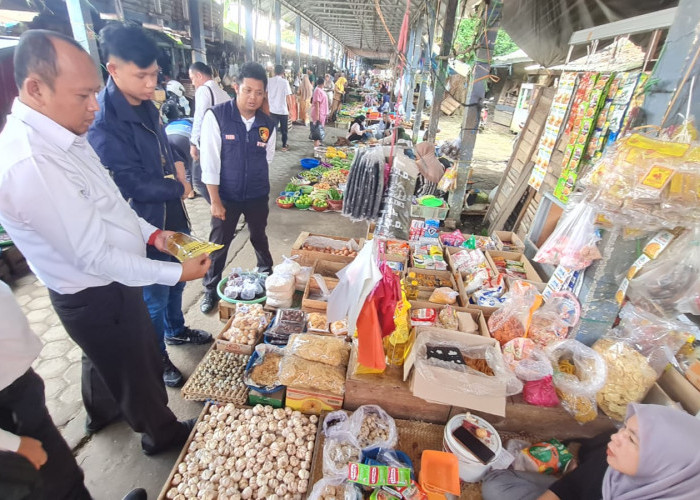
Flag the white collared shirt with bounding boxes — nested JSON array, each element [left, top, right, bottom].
[[200, 109, 276, 186], [267, 75, 292, 115], [191, 80, 231, 147], [0, 99, 182, 294], [0, 280, 43, 452]]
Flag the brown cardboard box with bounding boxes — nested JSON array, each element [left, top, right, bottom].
[[403, 326, 507, 416], [659, 366, 700, 415], [493, 231, 526, 253], [486, 250, 544, 285], [291, 231, 365, 266], [214, 315, 266, 355], [312, 259, 346, 279], [686, 361, 700, 392], [408, 301, 490, 337]]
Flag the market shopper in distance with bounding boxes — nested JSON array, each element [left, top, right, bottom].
[[199, 62, 276, 314], [189, 61, 231, 202], [267, 64, 292, 152], [88, 24, 213, 388], [0, 30, 207, 455]]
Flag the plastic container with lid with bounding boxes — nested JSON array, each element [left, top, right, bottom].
[[443, 413, 502, 482]]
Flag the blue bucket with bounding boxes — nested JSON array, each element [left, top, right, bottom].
[[300, 158, 320, 169]]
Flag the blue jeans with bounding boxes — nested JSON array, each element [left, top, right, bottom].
[[143, 280, 186, 355]]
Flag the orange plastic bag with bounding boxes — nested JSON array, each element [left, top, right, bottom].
[[356, 296, 387, 372]]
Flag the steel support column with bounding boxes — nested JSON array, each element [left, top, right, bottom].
[[448, 1, 503, 220], [275, 0, 282, 65], [243, 0, 255, 62], [412, 21, 430, 142], [187, 0, 207, 63], [308, 24, 313, 65], [66, 0, 103, 81], [426, 0, 459, 142], [295, 15, 301, 72]]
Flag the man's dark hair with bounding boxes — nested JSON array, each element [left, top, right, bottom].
[[161, 100, 181, 122], [237, 62, 268, 89], [99, 23, 158, 68], [274, 64, 284, 76], [14, 29, 85, 90], [189, 61, 213, 78]]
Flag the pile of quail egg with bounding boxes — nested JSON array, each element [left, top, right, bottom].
[[165, 404, 318, 500], [183, 350, 249, 404]]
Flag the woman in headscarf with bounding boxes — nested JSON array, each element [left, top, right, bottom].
[[310, 79, 329, 147], [347, 115, 370, 142], [298, 67, 313, 125], [481, 403, 700, 500]]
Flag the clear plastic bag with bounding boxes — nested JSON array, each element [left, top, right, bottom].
[[287, 333, 351, 367], [488, 281, 543, 346], [243, 343, 284, 390], [546, 340, 607, 423], [501, 338, 553, 382], [528, 292, 581, 347], [303, 236, 361, 253], [273, 255, 302, 276], [627, 226, 700, 318], [347, 405, 398, 450], [534, 195, 602, 270], [323, 434, 362, 477], [278, 355, 346, 395], [428, 287, 459, 305], [323, 410, 351, 438], [413, 327, 523, 397], [265, 272, 295, 294], [437, 164, 458, 192], [296, 265, 314, 292], [308, 476, 362, 500], [240, 280, 258, 300]]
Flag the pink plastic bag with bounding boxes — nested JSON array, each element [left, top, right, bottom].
[[523, 376, 559, 407]]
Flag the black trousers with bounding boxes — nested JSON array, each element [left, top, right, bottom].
[[0, 369, 90, 500], [202, 196, 273, 292], [191, 159, 211, 204], [270, 113, 289, 147], [48, 283, 187, 454]]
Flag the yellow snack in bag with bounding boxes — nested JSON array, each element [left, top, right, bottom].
[[165, 233, 224, 262]]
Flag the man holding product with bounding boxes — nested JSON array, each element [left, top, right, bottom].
[[0, 29, 209, 456], [89, 24, 212, 389]]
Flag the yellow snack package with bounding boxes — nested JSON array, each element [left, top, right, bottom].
[[165, 233, 224, 262]]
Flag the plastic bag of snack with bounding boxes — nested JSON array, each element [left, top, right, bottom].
[[278, 355, 346, 395], [488, 281, 543, 346], [296, 265, 314, 292], [265, 272, 295, 294], [523, 376, 560, 407], [627, 227, 700, 318], [288, 333, 351, 367], [547, 340, 607, 423], [534, 195, 602, 270], [323, 434, 363, 477], [273, 255, 302, 276], [438, 306, 459, 330], [521, 439, 573, 474], [330, 319, 349, 336], [243, 344, 284, 391], [323, 410, 352, 438], [528, 292, 581, 347], [428, 287, 459, 305], [308, 312, 330, 333], [348, 405, 398, 450], [410, 308, 437, 326], [164, 232, 223, 262], [439, 230, 466, 247], [308, 476, 362, 500]]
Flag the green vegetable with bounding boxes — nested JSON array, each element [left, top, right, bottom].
[[284, 182, 300, 192], [328, 188, 343, 201]]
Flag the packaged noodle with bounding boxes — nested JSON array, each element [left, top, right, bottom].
[[287, 333, 350, 367], [279, 355, 346, 395], [165, 232, 223, 262]]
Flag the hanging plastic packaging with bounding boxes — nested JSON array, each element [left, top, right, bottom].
[[488, 281, 543, 346], [375, 153, 419, 240], [533, 195, 602, 270]]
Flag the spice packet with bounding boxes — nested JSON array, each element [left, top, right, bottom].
[[165, 233, 223, 262], [347, 463, 411, 488]]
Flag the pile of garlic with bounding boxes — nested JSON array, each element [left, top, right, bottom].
[[165, 404, 318, 500]]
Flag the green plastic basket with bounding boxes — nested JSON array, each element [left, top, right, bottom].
[[217, 277, 267, 304]]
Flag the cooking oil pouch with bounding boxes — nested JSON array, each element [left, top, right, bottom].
[[165, 232, 223, 262]]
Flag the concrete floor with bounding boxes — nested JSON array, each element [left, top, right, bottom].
[[9, 118, 513, 500]]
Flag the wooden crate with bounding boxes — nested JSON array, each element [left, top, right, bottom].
[[157, 402, 210, 500], [214, 313, 271, 355], [493, 230, 526, 253], [302, 275, 339, 312], [218, 300, 236, 322], [290, 231, 364, 266], [312, 259, 346, 279], [181, 346, 249, 404]]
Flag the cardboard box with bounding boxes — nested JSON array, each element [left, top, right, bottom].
[[248, 387, 286, 408], [486, 250, 544, 285], [291, 231, 365, 266], [302, 275, 339, 312], [493, 231, 526, 253], [439, 232, 499, 251], [218, 300, 236, 322], [214, 315, 266, 355], [406, 268, 461, 301], [312, 259, 346, 279], [285, 386, 344, 414], [408, 301, 490, 337], [658, 366, 700, 415], [403, 326, 507, 416], [686, 360, 700, 392]]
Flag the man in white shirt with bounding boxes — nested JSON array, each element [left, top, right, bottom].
[[267, 64, 292, 151], [0, 281, 90, 499], [189, 61, 231, 202], [0, 30, 210, 456]]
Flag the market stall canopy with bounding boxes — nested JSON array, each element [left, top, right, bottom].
[[501, 0, 678, 67], [282, 0, 424, 59]]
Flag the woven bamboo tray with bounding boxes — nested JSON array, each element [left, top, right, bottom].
[[181, 347, 250, 405]]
